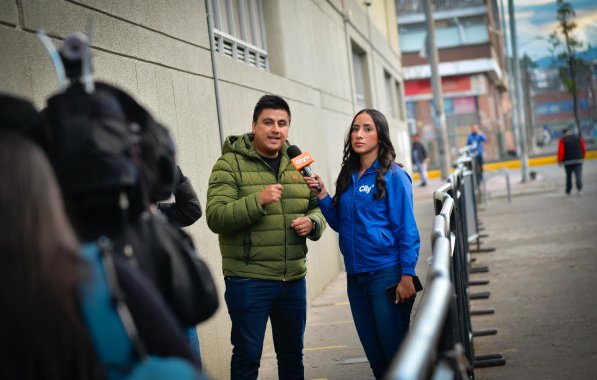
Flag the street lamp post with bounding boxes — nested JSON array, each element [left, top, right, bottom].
[[508, 0, 529, 183], [423, 0, 451, 179]]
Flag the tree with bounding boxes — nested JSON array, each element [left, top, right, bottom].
[[548, 0, 588, 137]]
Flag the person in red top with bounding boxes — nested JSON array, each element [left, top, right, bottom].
[[557, 128, 586, 196]]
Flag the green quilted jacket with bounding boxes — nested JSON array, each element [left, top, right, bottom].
[[206, 133, 326, 281]]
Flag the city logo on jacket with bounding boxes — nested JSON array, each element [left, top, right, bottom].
[[359, 184, 375, 194]]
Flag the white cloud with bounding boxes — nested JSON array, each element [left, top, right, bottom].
[[509, 2, 597, 59], [575, 9, 597, 44], [580, 25, 597, 47], [548, 9, 597, 47]]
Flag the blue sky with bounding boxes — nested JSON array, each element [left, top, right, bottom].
[[511, 0, 597, 59]]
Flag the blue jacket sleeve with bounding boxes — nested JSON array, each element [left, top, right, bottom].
[[318, 194, 340, 233], [386, 169, 420, 276]]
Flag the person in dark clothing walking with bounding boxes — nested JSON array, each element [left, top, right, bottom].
[[557, 128, 586, 196], [411, 133, 428, 187]]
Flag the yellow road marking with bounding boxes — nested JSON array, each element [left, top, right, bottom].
[[413, 152, 597, 180]]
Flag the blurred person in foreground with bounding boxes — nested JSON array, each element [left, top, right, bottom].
[[0, 93, 202, 379], [305, 109, 420, 379], [0, 130, 100, 380], [557, 128, 586, 196], [206, 94, 326, 380]]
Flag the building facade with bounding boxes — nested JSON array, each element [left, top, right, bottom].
[[529, 63, 597, 152], [0, 0, 409, 377], [396, 0, 513, 165]]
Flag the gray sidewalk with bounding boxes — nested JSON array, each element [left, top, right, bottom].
[[472, 160, 597, 380], [259, 160, 597, 380]]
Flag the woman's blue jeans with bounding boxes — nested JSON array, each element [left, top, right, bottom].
[[224, 276, 306, 380], [347, 266, 414, 379]]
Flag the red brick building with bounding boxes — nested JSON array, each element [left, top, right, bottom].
[[397, 0, 513, 164]]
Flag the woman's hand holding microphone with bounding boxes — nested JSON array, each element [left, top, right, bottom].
[[305, 174, 328, 200]]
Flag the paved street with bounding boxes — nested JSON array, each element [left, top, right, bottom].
[[259, 160, 597, 380], [473, 161, 597, 380]]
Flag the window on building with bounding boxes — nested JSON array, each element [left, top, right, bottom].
[[406, 101, 416, 119], [210, 0, 268, 70], [384, 71, 397, 118], [406, 101, 417, 135], [399, 15, 489, 52], [396, 80, 406, 120], [351, 43, 370, 109], [398, 24, 426, 52], [460, 16, 488, 44], [434, 19, 460, 48]]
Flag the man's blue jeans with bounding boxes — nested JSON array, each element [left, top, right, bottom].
[[224, 276, 306, 380], [347, 266, 414, 379]]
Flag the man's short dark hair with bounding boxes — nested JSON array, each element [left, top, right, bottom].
[[252, 94, 291, 122]]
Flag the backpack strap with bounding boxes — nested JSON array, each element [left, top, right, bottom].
[[80, 237, 202, 380], [80, 237, 140, 380]]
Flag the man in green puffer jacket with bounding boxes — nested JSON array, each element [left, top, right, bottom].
[[206, 94, 326, 380]]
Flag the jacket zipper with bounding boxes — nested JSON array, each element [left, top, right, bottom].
[[258, 153, 288, 281], [351, 172, 357, 273], [279, 171, 287, 281]]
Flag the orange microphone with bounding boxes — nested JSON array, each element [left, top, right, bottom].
[[287, 145, 321, 192]]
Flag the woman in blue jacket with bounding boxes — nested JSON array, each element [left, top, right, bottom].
[[306, 109, 420, 379]]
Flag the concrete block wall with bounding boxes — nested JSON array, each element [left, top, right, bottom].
[[0, 0, 411, 377]]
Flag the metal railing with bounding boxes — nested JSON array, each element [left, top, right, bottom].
[[385, 145, 505, 380]]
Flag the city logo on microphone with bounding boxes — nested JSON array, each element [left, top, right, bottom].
[[291, 152, 315, 171]]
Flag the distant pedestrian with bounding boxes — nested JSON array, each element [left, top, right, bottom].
[[411, 133, 428, 187], [466, 123, 487, 182], [557, 128, 586, 196]]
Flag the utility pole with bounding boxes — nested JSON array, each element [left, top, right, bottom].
[[508, 0, 529, 183], [521, 57, 536, 154], [423, 0, 451, 179]]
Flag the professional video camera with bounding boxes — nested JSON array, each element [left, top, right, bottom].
[[36, 27, 217, 326]]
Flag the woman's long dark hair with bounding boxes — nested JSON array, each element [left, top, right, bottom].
[[332, 109, 399, 207], [0, 132, 99, 380]]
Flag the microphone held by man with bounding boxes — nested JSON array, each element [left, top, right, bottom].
[[287, 145, 321, 192]]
